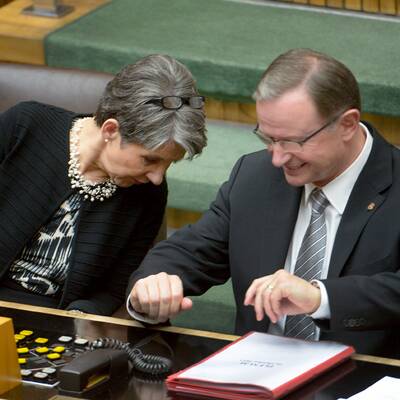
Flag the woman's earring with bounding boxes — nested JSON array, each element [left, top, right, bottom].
[[105, 138, 109, 143]]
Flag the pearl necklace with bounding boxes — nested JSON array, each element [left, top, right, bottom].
[[68, 118, 117, 202]]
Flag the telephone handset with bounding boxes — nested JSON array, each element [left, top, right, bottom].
[[58, 337, 172, 397]]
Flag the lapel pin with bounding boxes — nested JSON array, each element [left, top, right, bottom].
[[367, 202, 375, 211]]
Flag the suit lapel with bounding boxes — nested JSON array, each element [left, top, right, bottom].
[[328, 124, 393, 277]]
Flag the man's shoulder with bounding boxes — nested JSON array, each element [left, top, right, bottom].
[[235, 149, 282, 178], [234, 149, 270, 172], [364, 121, 400, 165], [224, 149, 287, 198]]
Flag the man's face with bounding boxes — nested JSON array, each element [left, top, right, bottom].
[[256, 88, 349, 187]]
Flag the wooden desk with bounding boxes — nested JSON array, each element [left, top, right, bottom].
[[1, 300, 399, 399], [0, 0, 109, 65]]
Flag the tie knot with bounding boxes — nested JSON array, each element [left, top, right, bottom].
[[310, 189, 329, 215]]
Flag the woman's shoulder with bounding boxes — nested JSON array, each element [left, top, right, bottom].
[[3, 101, 74, 124], [11, 101, 77, 130], [16, 100, 73, 116]]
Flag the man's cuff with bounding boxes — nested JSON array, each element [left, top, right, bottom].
[[125, 296, 159, 324], [309, 280, 331, 320]]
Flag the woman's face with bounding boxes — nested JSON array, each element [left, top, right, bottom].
[[101, 134, 185, 187]]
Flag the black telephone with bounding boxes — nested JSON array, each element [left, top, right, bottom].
[[58, 338, 172, 397]]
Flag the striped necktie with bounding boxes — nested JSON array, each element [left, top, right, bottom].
[[284, 188, 329, 341]]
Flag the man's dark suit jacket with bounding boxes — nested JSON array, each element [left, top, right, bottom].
[[129, 122, 400, 357]]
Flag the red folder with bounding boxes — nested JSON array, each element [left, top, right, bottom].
[[166, 332, 354, 399]]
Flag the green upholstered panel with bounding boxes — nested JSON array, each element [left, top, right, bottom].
[[45, 0, 400, 116], [171, 279, 235, 334], [167, 120, 264, 212]]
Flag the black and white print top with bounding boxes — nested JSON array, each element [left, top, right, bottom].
[[8, 193, 81, 296]]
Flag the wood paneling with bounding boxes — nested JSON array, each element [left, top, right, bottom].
[[327, 0, 344, 7], [310, 0, 327, 5], [380, 0, 397, 14], [0, 0, 110, 65], [167, 208, 202, 229], [362, 0, 379, 12], [205, 98, 256, 125], [344, 0, 362, 10], [276, 0, 398, 14]]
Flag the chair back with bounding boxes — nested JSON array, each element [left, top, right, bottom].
[[0, 62, 113, 113]]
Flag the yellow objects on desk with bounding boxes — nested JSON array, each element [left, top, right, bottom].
[[0, 317, 22, 394], [52, 346, 65, 353], [17, 347, 29, 354], [35, 346, 49, 354], [47, 353, 61, 360], [35, 337, 49, 344], [19, 330, 33, 337]]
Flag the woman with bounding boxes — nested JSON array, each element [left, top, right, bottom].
[[0, 54, 207, 315]]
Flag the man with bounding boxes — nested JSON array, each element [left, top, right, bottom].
[[127, 49, 400, 357]]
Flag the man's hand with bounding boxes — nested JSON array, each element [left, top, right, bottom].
[[129, 272, 193, 322], [243, 269, 321, 323]]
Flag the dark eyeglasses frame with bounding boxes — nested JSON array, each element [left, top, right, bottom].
[[146, 96, 205, 110], [253, 112, 344, 150]]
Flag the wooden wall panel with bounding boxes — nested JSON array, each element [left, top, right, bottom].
[[310, 0, 327, 5], [205, 99, 256, 124], [167, 208, 202, 229], [327, 0, 344, 7], [380, 0, 397, 14], [344, 0, 362, 10], [275, 0, 399, 14], [362, 0, 379, 12]]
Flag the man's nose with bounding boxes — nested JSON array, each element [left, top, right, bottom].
[[270, 143, 292, 167]]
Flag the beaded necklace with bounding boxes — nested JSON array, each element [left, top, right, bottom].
[[68, 118, 117, 202]]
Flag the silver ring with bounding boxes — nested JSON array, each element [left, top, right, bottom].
[[266, 284, 275, 291]]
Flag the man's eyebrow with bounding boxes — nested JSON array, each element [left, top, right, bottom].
[[260, 129, 304, 141]]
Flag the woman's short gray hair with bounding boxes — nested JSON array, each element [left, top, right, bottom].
[[95, 54, 207, 158], [253, 48, 361, 119]]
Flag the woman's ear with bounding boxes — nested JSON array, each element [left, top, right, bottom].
[[101, 119, 120, 142]]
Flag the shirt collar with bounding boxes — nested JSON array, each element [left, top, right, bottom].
[[304, 122, 373, 215]]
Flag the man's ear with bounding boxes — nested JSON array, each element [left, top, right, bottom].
[[339, 109, 360, 141], [101, 118, 120, 141]]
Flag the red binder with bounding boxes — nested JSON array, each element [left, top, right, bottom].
[[167, 332, 354, 399]]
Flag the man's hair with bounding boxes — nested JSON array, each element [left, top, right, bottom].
[[253, 48, 361, 119], [95, 54, 207, 158]]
